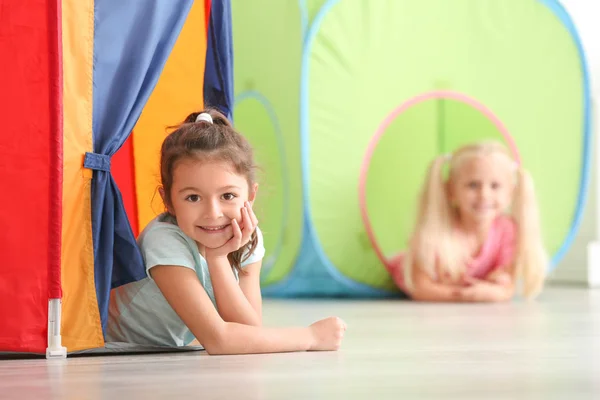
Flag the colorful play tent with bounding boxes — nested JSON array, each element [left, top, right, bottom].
[[0, 0, 233, 356], [0, 0, 592, 358], [232, 0, 591, 297]]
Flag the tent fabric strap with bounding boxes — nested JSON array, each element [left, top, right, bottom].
[[84, 152, 111, 172]]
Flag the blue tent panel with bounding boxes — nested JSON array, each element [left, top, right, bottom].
[[204, 0, 234, 120], [89, 0, 194, 333]]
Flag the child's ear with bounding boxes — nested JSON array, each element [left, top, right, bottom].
[[248, 183, 259, 205]]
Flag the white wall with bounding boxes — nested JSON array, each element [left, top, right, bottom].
[[548, 1, 599, 285], [560, 1, 599, 90]]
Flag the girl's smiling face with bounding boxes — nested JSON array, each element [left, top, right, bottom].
[[448, 154, 515, 228], [165, 159, 257, 251]]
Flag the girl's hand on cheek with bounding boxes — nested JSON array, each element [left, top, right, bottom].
[[205, 202, 258, 260]]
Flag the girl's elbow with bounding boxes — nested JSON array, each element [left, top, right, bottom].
[[407, 288, 427, 301], [204, 343, 229, 355], [407, 279, 449, 302], [204, 339, 235, 356], [406, 281, 430, 301], [199, 324, 230, 355], [407, 286, 442, 302]]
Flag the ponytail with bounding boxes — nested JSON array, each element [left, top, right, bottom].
[[512, 167, 547, 298], [404, 154, 466, 290]]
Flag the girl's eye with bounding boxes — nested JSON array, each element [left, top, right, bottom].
[[467, 181, 479, 189], [491, 182, 500, 190], [186, 195, 200, 202], [222, 193, 237, 201]]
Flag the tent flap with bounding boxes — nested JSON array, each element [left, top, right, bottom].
[[204, 0, 234, 120], [91, 0, 194, 332]]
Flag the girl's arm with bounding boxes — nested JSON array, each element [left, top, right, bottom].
[[458, 267, 516, 302], [408, 264, 465, 302], [151, 264, 346, 355], [205, 202, 263, 326], [207, 256, 262, 326], [238, 261, 262, 319]]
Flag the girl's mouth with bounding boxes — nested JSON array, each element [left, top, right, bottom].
[[198, 224, 230, 233]]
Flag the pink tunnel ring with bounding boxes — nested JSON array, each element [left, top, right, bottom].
[[358, 90, 521, 271]]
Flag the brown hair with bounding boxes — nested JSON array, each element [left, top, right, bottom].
[[160, 108, 258, 273]]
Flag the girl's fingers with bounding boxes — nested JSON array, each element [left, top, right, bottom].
[[243, 206, 254, 232], [231, 218, 242, 243], [239, 207, 253, 244], [246, 201, 259, 226]]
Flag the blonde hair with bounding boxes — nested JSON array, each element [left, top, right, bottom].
[[403, 140, 547, 299]]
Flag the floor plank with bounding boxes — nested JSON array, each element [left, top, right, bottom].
[[1, 286, 599, 399]]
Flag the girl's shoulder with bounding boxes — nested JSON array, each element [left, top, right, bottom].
[[137, 213, 189, 246], [136, 213, 199, 273]]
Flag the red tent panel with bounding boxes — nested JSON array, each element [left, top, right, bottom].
[[112, 135, 139, 237], [0, 0, 63, 353]]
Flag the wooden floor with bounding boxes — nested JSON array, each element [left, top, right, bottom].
[[1, 286, 599, 399]]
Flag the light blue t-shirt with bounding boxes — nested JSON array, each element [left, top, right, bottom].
[[105, 213, 265, 347]]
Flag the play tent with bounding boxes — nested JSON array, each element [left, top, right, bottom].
[[0, 0, 592, 358], [232, 0, 591, 296], [0, 0, 233, 356]]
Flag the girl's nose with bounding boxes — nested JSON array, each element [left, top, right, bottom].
[[203, 199, 222, 219], [480, 186, 492, 200]]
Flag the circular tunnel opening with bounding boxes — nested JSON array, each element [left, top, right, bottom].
[[359, 90, 520, 269]]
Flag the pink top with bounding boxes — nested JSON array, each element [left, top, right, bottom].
[[465, 215, 516, 279], [387, 215, 517, 290]]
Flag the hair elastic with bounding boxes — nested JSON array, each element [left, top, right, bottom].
[[195, 113, 213, 124]]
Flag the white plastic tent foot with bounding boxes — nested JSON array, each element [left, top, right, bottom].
[[46, 298, 67, 359]]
